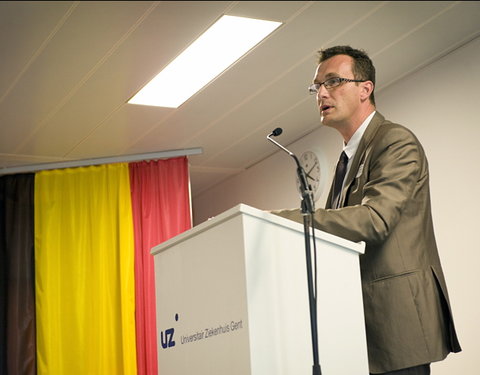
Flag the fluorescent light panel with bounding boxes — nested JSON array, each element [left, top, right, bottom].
[[128, 15, 282, 108]]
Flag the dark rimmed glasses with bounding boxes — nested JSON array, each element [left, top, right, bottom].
[[308, 77, 367, 94]]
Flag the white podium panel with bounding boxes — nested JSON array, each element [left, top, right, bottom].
[[151, 204, 369, 375]]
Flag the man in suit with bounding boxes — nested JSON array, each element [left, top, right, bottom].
[[273, 46, 461, 374]]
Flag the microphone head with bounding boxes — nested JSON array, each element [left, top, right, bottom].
[[271, 127, 283, 137]]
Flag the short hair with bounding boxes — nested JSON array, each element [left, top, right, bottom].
[[318, 46, 376, 105]]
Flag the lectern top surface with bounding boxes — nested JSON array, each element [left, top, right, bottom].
[[151, 204, 365, 256]]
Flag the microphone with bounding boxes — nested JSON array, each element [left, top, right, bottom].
[[266, 128, 320, 375], [269, 127, 283, 137], [266, 128, 314, 214], [266, 127, 294, 157]]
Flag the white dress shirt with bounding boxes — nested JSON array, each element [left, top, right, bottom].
[[341, 111, 376, 190]]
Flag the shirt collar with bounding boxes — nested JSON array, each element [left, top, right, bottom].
[[343, 110, 376, 160]]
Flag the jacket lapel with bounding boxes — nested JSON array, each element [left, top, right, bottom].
[[338, 112, 385, 208]]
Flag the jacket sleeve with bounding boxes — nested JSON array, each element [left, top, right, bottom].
[[274, 125, 425, 244]]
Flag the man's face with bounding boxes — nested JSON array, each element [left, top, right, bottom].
[[313, 54, 363, 127]]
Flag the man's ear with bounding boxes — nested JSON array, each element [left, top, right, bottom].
[[360, 81, 374, 101]]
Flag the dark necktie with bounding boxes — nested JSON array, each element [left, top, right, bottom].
[[331, 151, 348, 208]]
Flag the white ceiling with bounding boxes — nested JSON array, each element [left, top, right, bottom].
[[1, 1, 479, 197]]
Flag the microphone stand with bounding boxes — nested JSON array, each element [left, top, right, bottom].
[[267, 130, 322, 375]]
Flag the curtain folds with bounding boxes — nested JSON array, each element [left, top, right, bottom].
[[129, 156, 191, 375], [34, 164, 137, 375], [0, 157, 191, 375], [0, 174, 36, 375]]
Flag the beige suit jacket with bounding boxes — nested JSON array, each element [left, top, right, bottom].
[[275, 112, 461, 373]]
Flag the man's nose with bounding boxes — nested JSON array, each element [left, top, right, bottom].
[[317, 85, 329, 104]]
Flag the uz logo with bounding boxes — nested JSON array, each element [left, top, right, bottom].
[[161, 313, 178, 349]]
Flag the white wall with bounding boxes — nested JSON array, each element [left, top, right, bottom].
[[192, 37, 480, 374], [192, 124, 341, 223]]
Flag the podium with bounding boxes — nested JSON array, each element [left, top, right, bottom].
[[151, 204, 369, 374]]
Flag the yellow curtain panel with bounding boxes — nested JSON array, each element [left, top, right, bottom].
[[34, 164, 137, 375]]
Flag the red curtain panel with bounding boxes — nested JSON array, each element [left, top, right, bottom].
[[129, 157, 192, 375]]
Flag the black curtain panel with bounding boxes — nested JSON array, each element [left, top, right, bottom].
[[0, 174, 36, 375]]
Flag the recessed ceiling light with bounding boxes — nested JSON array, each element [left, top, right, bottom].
[[128, 15, 282, 108]]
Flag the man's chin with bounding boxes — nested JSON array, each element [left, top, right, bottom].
[[320, 115, 332, 126]]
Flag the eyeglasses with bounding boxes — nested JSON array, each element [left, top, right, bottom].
[[308, 77, 367, 94]]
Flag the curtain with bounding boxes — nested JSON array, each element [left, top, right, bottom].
[[0, 174, 36, 375], [34, 164, 137, 375], [129, 156, 191, 375]]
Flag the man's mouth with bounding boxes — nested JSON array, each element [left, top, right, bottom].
[[321, 105, 333, 112]]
